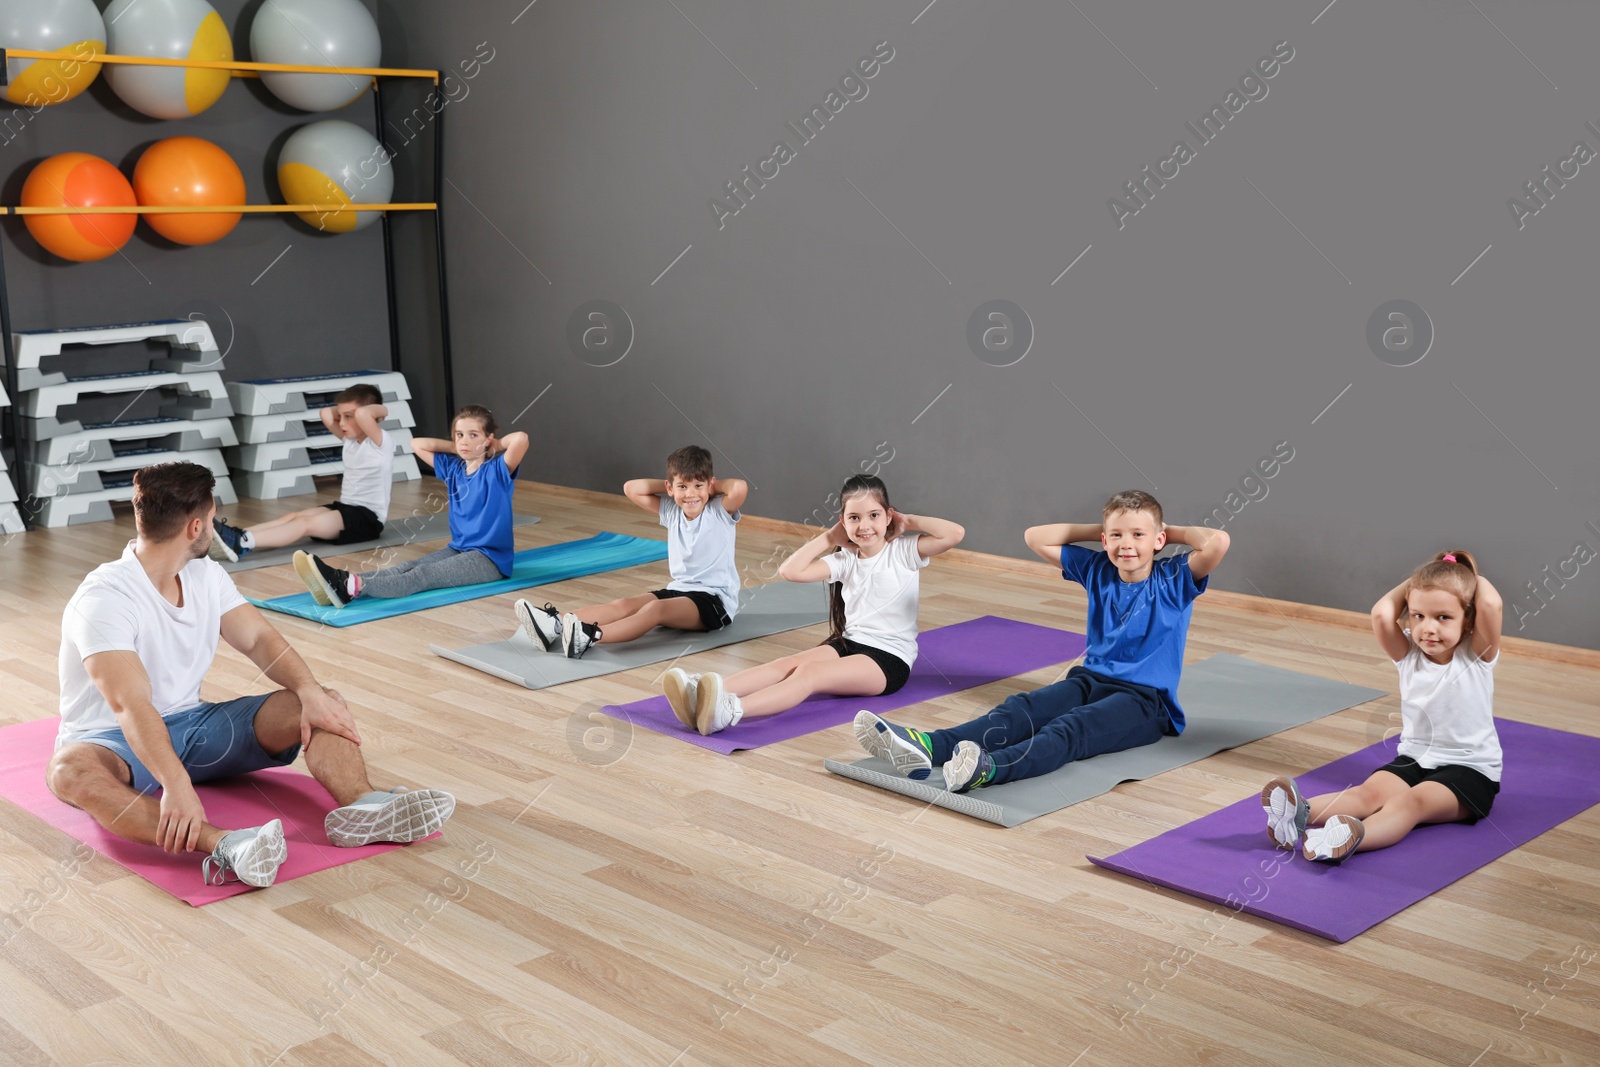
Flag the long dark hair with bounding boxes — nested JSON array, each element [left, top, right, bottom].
[[827, 475, 892, 643]]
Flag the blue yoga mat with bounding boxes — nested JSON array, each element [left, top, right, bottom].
[[248, 532, 669, 627]]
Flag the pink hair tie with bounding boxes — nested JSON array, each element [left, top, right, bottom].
[[1443, 553, 1458, 563]]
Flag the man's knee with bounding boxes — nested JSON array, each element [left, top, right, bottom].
[[46, 748, 125, 804]]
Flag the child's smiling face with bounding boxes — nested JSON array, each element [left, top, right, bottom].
[[1407, 586, 1469, 663], [1101, 508, 1164, 581], [667, 474, 710, 519]]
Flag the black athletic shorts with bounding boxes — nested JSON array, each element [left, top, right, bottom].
[[825, 637, 912, 696], [651, 588, 732, 631], [1377, 755, 1500, 822], [313, 501, 384, 545]]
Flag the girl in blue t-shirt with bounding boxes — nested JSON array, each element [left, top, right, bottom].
[[294, 405, 528, 607]]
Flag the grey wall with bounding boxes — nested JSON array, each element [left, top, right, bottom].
[[366, 3, 1598, 650], [1, 0, 392, 385]]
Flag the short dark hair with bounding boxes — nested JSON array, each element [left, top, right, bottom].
[[133, 462, 215, 541], [1102, 489, 1163, 529], [666, 445, 713, 483], [452, 404, 498, 436], [334, 383, 382, 407]]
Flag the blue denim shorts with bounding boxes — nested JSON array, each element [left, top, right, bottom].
[[74, 693, 300, 796]]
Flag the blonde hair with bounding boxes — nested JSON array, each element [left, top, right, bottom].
[[1102, 489, 1163, 528]]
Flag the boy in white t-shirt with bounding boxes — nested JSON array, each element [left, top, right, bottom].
[[51, 462, 455, 889], [514, 445, 748, 659], [209, 384, 394, 562]]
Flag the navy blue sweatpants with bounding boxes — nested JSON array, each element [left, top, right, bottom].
[[927, 666, 1172, 784]]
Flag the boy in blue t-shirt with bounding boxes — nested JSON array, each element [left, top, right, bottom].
[[515, 444, 749, 659], [856, 490, 1231, 792]]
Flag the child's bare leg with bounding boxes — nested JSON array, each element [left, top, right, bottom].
[[576, 593, 660, 628], [248, 507, 345, 549], [1353, 782, 1466, 851], [738, 651, 886, 719], [1307, 770, 1409, 824], [596, 597, 704, 644], [722, 648, 832, 696]]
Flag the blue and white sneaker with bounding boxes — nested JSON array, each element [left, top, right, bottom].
[[209, 517, 251, 562], [943, 741, 997, 794], [853, 711, 934, 780]]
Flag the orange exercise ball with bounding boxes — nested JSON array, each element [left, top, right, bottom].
[[132, 136, 245, 246], [21, 152, 137, 262]]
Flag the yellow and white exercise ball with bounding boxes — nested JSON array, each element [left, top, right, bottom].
[[0, 0, 105, 108], [276, 120, 392, 233], [103, 0, 232, 120], [250, 0, 381, 112]]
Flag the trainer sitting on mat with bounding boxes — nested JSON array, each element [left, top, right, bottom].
[[48, 462, 455, 890]]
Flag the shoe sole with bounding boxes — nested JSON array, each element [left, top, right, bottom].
[[326, 789, 457, 847], [853, 711, 932, 780], [293, 551, 333, 607], [943, 745, 976, 793], [515, 599, 559, 651], [232, 819, 287, 888], [561, 615, 581, 658], [1304, 815, 1364, 862], [1262, 776, 1307, 850], [664, 669, 696, 729], [209, 535, 239, 564], [693, 674, 724, 736]]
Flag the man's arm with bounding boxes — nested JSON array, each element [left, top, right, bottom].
[[1164, 525, 1231, 580], [219, 604, 360, 750], [80, 651, 209, 853], [623, 478, 667, 513], [1023, 523, 1104, 566]]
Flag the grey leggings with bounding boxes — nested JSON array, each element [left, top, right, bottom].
[[359, 546, 504, 599]]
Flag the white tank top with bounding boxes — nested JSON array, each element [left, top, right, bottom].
[[1395, 632, 1501, 782]]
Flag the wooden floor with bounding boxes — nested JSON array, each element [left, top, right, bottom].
[[1, 479, 1596, 1067]]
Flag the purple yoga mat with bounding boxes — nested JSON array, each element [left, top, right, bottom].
[[1088, 719, 1600, 942], [599, 616, 1086, 754]]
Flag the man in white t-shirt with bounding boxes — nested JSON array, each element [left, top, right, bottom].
[[49, 462, 454, 889], [209, 383, 395, 563]]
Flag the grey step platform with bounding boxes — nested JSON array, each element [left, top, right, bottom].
[[29, 417, 238, 465], [237, 454, 420, 500], [232, 402, 415, 444], [9, 320, 220, 392], [227, 372, 410, 417], [37, 476, 238, 529], [224, 428, 414, 473], [0, 503, 21, 535], [26, 449, 229, 498], [21, 369, 231, 420]]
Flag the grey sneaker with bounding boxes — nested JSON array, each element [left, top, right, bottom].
[[202, 819, 287, 888], [853, 710, 934, 780], [325, 787, 456, 847], [515, 599, 562, 651], [1262, 775, 1310, 851], [664, 667, 700, 728]]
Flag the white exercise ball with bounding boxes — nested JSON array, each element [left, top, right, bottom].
[[0, 0, 105, 108], [103, 0, 233, 119], [277, 119, 393, 233], [250, 0, 381, 112]]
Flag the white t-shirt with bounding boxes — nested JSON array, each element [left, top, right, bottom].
[[57, 543, 247, 748], [1395, 632, 1502, 781], [339, 428, 393, 521], [822, 534, 928, 667], [661, 496, 741, 618]]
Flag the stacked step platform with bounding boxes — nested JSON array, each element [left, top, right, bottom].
[[226, 371, 421, 500], [0, 374, 21, 533], [7, 321, 240, 528]]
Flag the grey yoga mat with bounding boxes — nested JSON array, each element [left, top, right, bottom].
[[219, 513, 541, 572], [429, 580, 830, 690], [824, 653, 1387, 827]]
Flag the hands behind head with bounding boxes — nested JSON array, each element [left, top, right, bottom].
[[826, 519, 853, 549], [884, 508, 909, 541]]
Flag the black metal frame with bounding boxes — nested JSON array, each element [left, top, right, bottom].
[[0, 57, 454, 532]]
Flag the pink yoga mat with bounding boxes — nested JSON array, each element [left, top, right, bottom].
[[599, 616, 1087, 754], [1088, 719, 1600, 942], [0, 717, 417, 906]]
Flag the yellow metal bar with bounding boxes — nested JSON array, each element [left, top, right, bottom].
[[2, 204, 438, 216], [6, 49, 440, 84]]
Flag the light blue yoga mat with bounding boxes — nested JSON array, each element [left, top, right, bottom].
[[248, 532, 669, 627]]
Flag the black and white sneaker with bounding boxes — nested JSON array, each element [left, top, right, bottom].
[[294, 550, 351, 608], [515, 599, 563, 651], [561, 612, 600, 659]]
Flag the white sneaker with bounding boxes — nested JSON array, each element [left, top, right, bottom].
[[1302, 814, 1365, 862], [561, 613, 598, 659], [203, 819, 287, 888], [515, 599, 562, 651], [664, 668, 700, 728], [325, 787, 456, 847], [693, 672, 743, 735]]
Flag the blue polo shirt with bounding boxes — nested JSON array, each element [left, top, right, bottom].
[[432, 453, 517, 576], [1061, 545, 1208, 732]]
